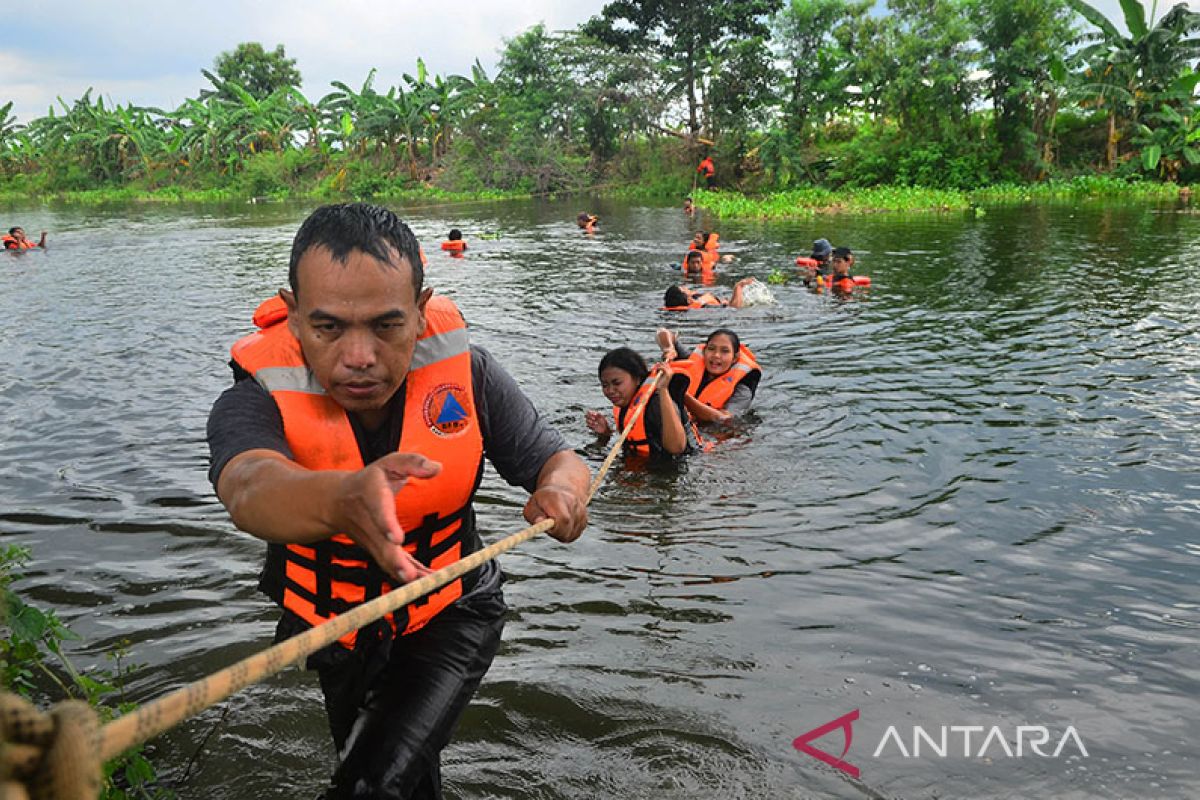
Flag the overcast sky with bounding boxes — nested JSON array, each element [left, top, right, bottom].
[[2, 0, 1194, 123]]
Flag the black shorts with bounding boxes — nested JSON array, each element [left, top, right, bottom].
[[315, 568, 506, 799]]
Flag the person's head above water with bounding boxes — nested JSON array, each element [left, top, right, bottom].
[[684, 250, 704, 271], [282, 203, 431, 428], [832, 246, 854, 276], [811, 238, 833, 263], [701, 328, 741, 375], [664, 285, 691, 308], [598, 347, 650, 409], [448, 228, 463, 241], [287, 202, 424, 301]]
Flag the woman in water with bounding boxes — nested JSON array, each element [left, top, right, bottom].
[[585, 347, 690, 456], [657, 327, 761, 423]]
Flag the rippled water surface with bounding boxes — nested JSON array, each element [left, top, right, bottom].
[[2, 198, 1198, 799]]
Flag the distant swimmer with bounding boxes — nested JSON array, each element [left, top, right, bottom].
[[795, 238, 832, 282], [2, 227, 46, 250], [658, 327, 762, 423], [440, 228, 467, 254], [585, 347, 691, 456], [816, 246, 871, 292], [662, 277, 761, 311], [681, 250, 713, 280], [577, 212, 599, 232], [688, 231, 720, 268], [683, 196, 695, 215]]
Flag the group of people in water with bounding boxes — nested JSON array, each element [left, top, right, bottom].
[[573, 201, 867, 458], [436, 202, 868, 461], [2, 226, 47, 250]]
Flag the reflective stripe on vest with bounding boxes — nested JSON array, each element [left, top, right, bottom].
[[229, 294, 484, 649]]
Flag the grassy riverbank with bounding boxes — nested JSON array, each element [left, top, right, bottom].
[[1, 171, 1183, 215], [690, 177, 1183, 219]]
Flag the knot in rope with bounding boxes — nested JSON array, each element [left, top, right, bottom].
[[1, 693, 101, 800]]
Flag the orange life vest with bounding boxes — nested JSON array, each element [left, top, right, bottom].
[[662, 291, 725, 312], [681, 255, 715, 277], [698, 157, 715, 177], [229, 294, 483, 649], [672, 345, 761, 410], [441, 240, 467, 252], [611, 376, 659, 455], [2, 235, 35, 250], [688, 235, 719, 268], [821, 275, 871, 290], [795, 256, 819, 269]]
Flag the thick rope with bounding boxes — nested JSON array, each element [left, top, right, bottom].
[[0, 369, 664, 798]]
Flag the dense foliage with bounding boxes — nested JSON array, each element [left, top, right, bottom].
[[2, 0, 1199, 201], [1, 546, 173, 798]]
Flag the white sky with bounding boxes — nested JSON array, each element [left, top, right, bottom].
[[2, 0, 607, 121], [1, 1, 1196, 123]]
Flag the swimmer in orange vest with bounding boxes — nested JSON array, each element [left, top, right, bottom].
[[662, 277, 757, 311], [681, 249, 715, 281], [585, 347, 691, 456], [697, 155, 715, 188], [796, 238, 833, 284], [440, 228, 467, 255], [576, 212, 599, 232], [657, 327, 761, 423], [2, 227, 47, 250], [816, 246, 871, 292]]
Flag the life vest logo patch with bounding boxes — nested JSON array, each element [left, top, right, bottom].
[[424, 383, 471, 437]]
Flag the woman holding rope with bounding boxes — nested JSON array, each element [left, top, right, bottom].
[[585, 347, 692, 456], [206, 203, 589, 800]]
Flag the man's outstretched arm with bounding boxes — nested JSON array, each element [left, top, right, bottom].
[[217, 449, 438, 583]]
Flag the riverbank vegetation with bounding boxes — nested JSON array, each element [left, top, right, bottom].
[[2, 0, 1199, 213], [1, 545, 173, 798]]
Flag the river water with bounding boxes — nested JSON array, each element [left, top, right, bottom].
[[1, 197, 1197, 799]]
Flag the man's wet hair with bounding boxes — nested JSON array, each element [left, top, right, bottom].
[[289, 203, 424, 299], [448, 228, 463, 241], [598, 347, 650, 384], [663, 286, 689, 307], [8, 227, 20, 235]]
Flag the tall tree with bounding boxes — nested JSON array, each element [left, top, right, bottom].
[[706, 36, 779, 167], [774, 0, 872, 139], [212, 43, 302, 100], [970, 0, 1076, 178], [875, 0, 978, 143], [583, 0, 782, 137]]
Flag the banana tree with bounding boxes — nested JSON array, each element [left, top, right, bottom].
[[1134, 70, 1200, 180], [1068, 0, 1200, 168], [287, 88, 329, 156], [323, 70, 381, 156]]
